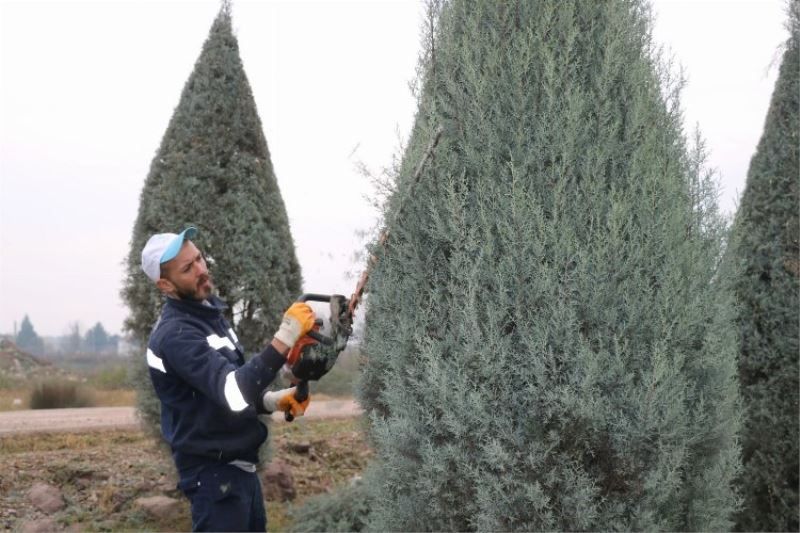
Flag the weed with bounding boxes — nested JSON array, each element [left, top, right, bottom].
[[29, 379, 94, 409]]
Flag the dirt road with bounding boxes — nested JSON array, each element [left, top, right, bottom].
[[0, 399, 362, 436]]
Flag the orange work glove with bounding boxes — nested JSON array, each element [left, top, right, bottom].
[[261, 387, 310, 418], [274, 303, 316, 348]]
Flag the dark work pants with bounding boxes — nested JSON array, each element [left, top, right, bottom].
[[182, 463, 266, 532]]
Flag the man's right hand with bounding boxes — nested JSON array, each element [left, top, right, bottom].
[[273, 303, 315, 349], [261, 386, 310, 418]]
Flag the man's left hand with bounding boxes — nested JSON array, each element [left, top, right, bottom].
[[274, 303, 316, 349]]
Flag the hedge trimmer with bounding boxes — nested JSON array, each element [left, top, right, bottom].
[[284, 126, 445, 418]]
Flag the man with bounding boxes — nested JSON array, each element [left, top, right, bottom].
[[141, 226, 314, 532]]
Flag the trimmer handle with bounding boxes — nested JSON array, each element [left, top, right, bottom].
[[285, 380, 309, 422], [298, 294, 334, 345]]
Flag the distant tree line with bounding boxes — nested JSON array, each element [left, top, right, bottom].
[[13, 315, 122, 357]]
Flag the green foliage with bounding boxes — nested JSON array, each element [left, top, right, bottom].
[[313, 346, 359, 397], [121, 4, 302, 433], [29, 379, 94, 409], [731, 6, 800, 531], [87, 361, 130, 390], [290, 472, 374, 532], [16, 315, 44, 356], [355, 0, 740, 530]]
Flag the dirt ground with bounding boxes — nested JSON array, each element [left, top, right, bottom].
[[0, 416, 371, 532], [0, 400, 362, 436]]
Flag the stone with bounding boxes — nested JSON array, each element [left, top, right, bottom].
[[134, 495, 182, 520], [134, 479, 153, 492], [28, 482, 65, 513], [20, 517, 58, 533], [288, 441, 312, 454], [259, 459, 295, 502], [157, 474, 177, 491]]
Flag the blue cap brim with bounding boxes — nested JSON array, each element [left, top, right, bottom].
[[159, 227, 197, 264]]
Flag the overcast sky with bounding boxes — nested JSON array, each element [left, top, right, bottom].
[[0, 0, 789, 338]]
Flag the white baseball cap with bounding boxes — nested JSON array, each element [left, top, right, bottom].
[[141, 227, 198, 282]]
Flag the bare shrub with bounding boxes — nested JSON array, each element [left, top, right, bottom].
[[29, 379, 94, 409]]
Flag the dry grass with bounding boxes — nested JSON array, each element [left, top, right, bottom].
[[0, 388, 135, 411], [0, 389, 27, 410], [0, 428, 145, 455], [90, 389, 136, 407]]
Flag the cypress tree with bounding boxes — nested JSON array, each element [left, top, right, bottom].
[[16, 315, 44, 356], [121, 2, 302, 432], [83, 322, 110, 354], [732, 5, 799, 530], [354, 1, 739, 530]]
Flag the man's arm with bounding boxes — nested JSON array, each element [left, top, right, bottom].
[[157, 329, 285, 414], [157, 303, 315, 414]]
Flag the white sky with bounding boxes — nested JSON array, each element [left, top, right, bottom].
[[0, 0, 789, 338]]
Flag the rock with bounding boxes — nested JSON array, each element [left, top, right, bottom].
[[259, 459, 296, 502], [12, 398, 22, 407], [20, 517, 58, 533], [157, 473, 177, 491], [288, 441, 312, 454], [134, 495, 182, 519], [28, 482, 65, 513], [135, 479, 153, 492]]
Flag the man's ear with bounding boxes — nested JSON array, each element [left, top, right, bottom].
[[155, 278, 175, 296]]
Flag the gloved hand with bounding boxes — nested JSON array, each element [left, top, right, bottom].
[[261, 386, 310, 418], [274, 303, 316, 348]]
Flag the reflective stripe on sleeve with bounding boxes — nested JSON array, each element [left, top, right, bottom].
[[147, 349, 166, 373], [207, 334, 235, 351], [228, 328, 239, 344], [224, 371, 248, 412]]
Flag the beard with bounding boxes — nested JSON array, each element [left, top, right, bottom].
[[175, 274, 214, 301]]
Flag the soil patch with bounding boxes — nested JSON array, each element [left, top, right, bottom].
[[0, 417, 371, 531]]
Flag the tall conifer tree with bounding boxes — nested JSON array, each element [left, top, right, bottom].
[[352, 1, 739, 530], [16, 315, 44, 356], [732, 5, 799, 530], [122, 2, 302, 431]]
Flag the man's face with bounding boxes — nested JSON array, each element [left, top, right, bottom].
[[158, 240, 214, 301]]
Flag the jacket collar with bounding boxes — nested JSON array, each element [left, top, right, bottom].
[[165, 294, 228, 319]]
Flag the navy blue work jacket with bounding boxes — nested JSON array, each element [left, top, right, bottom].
[[146, 295, 285, 475]]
